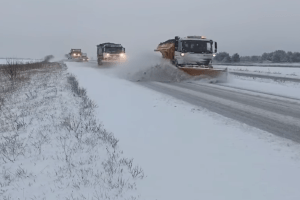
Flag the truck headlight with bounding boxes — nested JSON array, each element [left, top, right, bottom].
[[181, 53, 185, 57], [120, 53, 125, 57], [106, 53, 110, 57]]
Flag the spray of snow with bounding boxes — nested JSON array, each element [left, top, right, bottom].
[[101, 51, 226, 83]]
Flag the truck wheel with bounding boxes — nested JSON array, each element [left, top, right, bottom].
[[98, 59, 103, 66], [173, 59, 179, 68]]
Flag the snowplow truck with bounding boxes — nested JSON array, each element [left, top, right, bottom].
[[154, 36, 227, 78], [69, 49, 82, 60], [81, 53, 89, 61], [97, 43, 126, 65]]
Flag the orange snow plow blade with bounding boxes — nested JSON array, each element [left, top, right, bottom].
[[179, 67, 227, 77], [154, 42, 175, 60]]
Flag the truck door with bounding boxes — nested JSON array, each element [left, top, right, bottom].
[[98, 48, 102, 56]]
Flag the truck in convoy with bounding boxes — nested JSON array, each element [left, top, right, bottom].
[[154, 36, 227, 78], [81, 53, 89, 62], [67, 49, 89, 62], [96, 43, 126, 65], [69, 49, 82, 60]]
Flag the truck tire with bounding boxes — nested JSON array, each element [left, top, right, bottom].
[[173, 59, 179, 68], [98, 59, 103, 66]]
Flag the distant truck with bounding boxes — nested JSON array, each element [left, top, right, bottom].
[[69, 49, 82, 60], [96, 43, 126, 65], [81, 53, 89, 62]]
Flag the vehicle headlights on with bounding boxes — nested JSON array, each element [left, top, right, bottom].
[[181, 53, 185, 57], [105, 53, 110, 57], [120, 53, 126, 58], [213, 54, 216, 57]]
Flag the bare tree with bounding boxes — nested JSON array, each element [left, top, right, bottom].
[[43, 55, 54, 62], [1, 60, 22, 80]]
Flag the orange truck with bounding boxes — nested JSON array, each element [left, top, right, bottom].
[[155, 36, 227, 78]]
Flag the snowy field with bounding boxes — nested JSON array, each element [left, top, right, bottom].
[[210, 65, 300, 99], [257, 62, 300, 66], [217, 65, 300, 77], [215, 63, 300, 67], [0, 58, 43, 65], [217, 75, 300, 99], [67, 61, 300, 200]]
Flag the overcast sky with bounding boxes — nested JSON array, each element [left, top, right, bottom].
[[1, 0, 299, 60]]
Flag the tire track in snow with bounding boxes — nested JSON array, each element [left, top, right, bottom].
[[142, 81, 300, 142]]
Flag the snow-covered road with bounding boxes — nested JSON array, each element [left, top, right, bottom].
[[66, 61, 300, 200], [142, 81, 300, 142]]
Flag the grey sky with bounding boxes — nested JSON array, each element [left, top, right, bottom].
[[1, 0, 299, 60]]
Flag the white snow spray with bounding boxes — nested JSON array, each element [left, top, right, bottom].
[[105, 51, 192, 82], [99, 50, 227, 83]]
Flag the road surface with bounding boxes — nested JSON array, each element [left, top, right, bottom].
[[68, 61, 300, 142], [140, 81, 300, 142]]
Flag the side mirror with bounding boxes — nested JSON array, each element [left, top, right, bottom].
[[214, 42, 217, 53], [124, 48, 125, 53]]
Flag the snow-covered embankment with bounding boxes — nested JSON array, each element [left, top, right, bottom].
[[0, 62, 143, 199]]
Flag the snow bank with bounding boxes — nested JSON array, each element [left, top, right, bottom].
[[219, 75, 300, 99], [0, 58, 43, 65], [214, 65, 300, 98], [216, 62, 300, 67], [217, 65, 300, 77], [0, 63, 143, 199], [67, 62, 300, 200]]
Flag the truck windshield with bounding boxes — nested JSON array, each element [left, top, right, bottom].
[[105, 47, 123, 53], [182, 41, 212, 53]]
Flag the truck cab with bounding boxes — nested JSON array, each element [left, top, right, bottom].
[[174, 36, 217, 67], [81, 53, 89, 61], [97, 43, 126, 65], [69, 49, 82, 59]]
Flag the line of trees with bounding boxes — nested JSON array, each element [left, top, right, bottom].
[[214, 50, 300, 63]]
